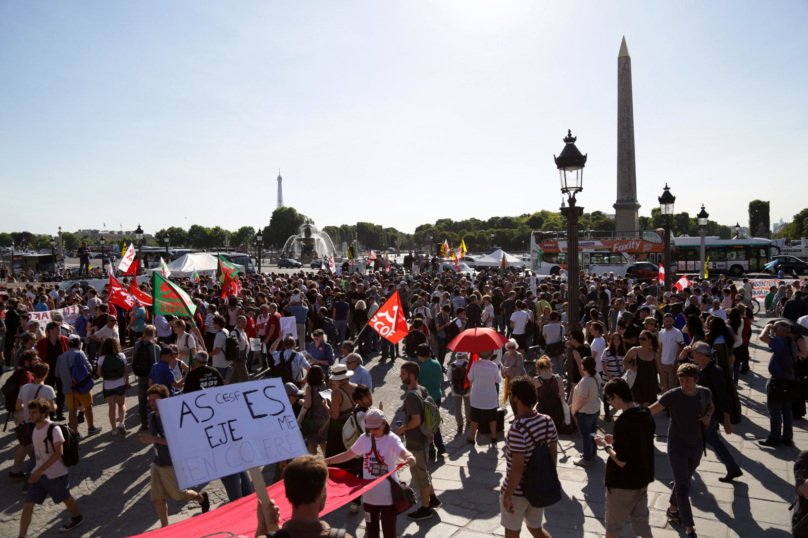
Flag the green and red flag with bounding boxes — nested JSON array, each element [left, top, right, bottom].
[[216, 254, 240, 283], [152, 271, 197, 317], [500, 252, 509, 275]]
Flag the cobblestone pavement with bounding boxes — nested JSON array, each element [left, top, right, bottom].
[[0, 320, 798, 537]]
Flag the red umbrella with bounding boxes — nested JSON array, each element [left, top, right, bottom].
[[446, 327, 509, 354]]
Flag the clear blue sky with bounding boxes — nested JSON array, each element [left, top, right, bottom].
[[2, 1, 806, 236]]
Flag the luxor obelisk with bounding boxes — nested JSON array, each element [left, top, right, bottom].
[[614, 37, 640, 237]]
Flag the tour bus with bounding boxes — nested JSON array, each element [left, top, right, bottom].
[[529, 230, 666, 276], [672, 236, 778, 276]]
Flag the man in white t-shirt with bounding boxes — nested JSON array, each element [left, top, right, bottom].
[[589, 322, 607, 376], [509, 300, 531, 358], [658, 313, 685, 392], [708, 299, 728, 321], [11, 362, 56, 481], [19, 398, 85, 537]]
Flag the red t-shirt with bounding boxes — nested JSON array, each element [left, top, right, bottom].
[[245, 317, 256, 339], [265, 313, 281, 342]]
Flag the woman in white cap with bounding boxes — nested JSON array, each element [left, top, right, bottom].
[[323, 364, 358, 469], [326, 408, 416, 538]]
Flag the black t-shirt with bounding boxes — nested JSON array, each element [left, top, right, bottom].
[[623, 322, 641, 344], [183, 365, 225, 393], [570, 344, 591, 384], [605, 406, 655, 490], [491, 295, 504, 315], [92, 314, 108, 331], [503, 299, 516, 318]]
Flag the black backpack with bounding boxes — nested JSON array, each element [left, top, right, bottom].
[[518, 419, 562, 507], [450, 361, 469, 395], [444, 318, 460, 343], [225, 330, 240, 362], [45, 423, 80, 467], [322, 317, 338, 345], [272, 350, 296, 384], [2, 368, 27, 413], [132, 342, 155, 378], [404, 330, 427, 358]]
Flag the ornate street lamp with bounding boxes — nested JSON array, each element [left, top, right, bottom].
[[555, 129, 587, 331], [135, 224, 143, 275], [99, 235, 106, 272], [735, 222, 741, 239], [697, 205, 709, 279], [427, 233, 433, 257], [256, 229, 263, 274], [9, 241, 14, 276], [50, 236, 56, 272], [658, 184, 676, 291], [490, 231, 495, 250], [164, 232, 170, 258]]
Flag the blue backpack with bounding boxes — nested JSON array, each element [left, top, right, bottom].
[[70, 352, 94, 395]]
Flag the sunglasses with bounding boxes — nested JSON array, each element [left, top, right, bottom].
[[639, 337, 649, 341]]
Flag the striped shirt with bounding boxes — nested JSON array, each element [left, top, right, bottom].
[[602, 350, 625, 379], [503, 412, 558, 496]]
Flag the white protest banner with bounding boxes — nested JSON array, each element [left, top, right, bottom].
[[279, 316, 298, 342], [156, 378, 308, 490], [29, 305, 81, 327], [749, 279, 804, 303]]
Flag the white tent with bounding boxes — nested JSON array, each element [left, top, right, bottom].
[[146, 253, 245, 278], [473, 249, 526, 268]]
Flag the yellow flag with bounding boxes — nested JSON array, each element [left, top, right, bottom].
[[704, 256, 710, 278], [460, 239, 467, 254]]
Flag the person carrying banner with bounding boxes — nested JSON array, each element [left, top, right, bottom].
[[326, 408, 417, 538], [138, 384, 209, 528]]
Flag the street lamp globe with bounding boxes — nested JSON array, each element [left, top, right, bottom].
[[256, 231, 263, 243], [658, 184, 676, 216], [163, 232, 170, 245], [50, 236, 56, 247], [135, 224, 143, 241], [554, 130, 587, 197], [697, 205, 709, 228], [735, 222, 741, 236], [100, 235, 106, 246]]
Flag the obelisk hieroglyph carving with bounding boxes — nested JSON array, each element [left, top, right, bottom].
[[614, 37, 640, 237]]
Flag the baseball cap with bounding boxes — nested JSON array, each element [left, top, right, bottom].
[[363, 408, 387, 429], [160, 346, 176, 356], [68, 334, 81, 342], [284, 383, 305, 398]]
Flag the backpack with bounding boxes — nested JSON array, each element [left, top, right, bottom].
[[45, 423, 80, 467], [272, 350, 296, 385], [225, 330, 240, 362], [518, 418, 562, 508], [444, 318, 460, 343], [412, 388, 442, 439], [404, 330, 427, 358], [101, 353, 125, 381], [450, 361, 469, 395], [322, 317, 338, 345], [69, 352, 94, 395], [132, 341, 155, 378], [342, 406, 364, 455], [2, 368, 27, 413]]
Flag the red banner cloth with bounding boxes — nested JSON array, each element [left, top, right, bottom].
[[368, 290, 409, 344], [128, 464, 404, 538]]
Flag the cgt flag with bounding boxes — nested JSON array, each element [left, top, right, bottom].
[[658, 264, 665, 286], [368, 290, 409, 344], [108, 274, 136, 311], [129, 276, 153, 307], [152, 271, 197, 317], [122, 258, 140, 277], [118, 243, 137, 272], [328, 253, 336, 274]]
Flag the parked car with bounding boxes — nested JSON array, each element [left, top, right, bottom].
[[624, 262, 659, 283], [769, 255, 808, 276], [278, 258, 302, 269], [310, 258, 327, 268]]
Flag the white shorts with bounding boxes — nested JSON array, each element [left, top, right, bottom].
[[500, 491, 545, 531]]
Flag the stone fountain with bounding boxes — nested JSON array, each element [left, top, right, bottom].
[[281, 220, 337, 263]]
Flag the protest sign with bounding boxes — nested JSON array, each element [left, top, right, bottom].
[[279, 316, 298, 341], [29, 305, 81, 327], [156, 378, 308, 490], [749, 279, 803, 303]]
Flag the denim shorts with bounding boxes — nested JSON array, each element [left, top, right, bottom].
[[103, 385, 127, 398], [25, 473, 71, 505]]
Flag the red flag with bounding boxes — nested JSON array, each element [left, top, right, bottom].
[[220, 272, 241, 300], [368, 250, 377, 260], [369, 290, 409, 344], [658, 264, 665, 286], [129, 276, 153, 307], [453, 249, 460, 270], [122, 257, 140, 277], [673, 275, 691, 292], [108, 274, 136, 311]]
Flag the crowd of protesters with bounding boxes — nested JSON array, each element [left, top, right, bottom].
[[2, 257, 808, 538]]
